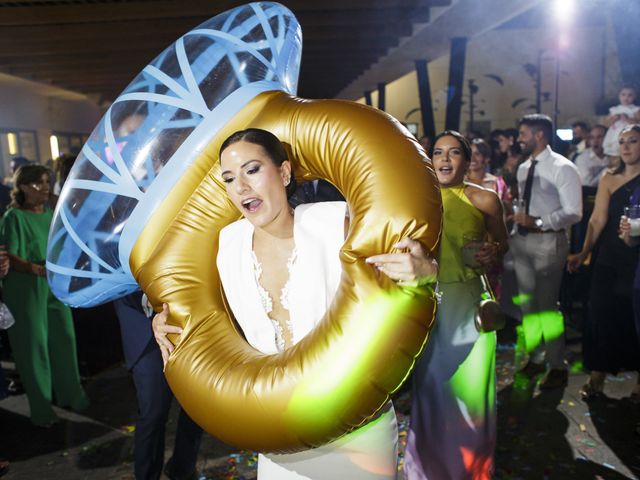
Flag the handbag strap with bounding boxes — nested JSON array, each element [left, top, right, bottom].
[[479, 274, 496, 301]]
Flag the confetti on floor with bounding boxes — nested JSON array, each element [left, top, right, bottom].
[[194, 339, 640, 480]]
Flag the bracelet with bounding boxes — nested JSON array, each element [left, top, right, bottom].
[[397, 275, 438, 288], [491, 240, 504, 252]]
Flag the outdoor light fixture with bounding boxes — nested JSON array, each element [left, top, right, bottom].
[[50, 135, 60, 160], [553, 0, 576, 24], [7, 132, 17, 155]]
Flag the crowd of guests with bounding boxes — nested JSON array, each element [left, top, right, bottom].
[[0, 84, 639, 479], [448, 86, 640, 406], [413, 87, 640, 477]]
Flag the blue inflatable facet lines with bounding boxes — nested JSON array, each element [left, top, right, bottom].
[[46, 2, 302, 307]]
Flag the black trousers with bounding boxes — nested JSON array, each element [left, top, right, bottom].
[[131, 339, 202, 480]]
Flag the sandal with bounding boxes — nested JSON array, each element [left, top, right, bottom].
[[579, 381, 603, 401]]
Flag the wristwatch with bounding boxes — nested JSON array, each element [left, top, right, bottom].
[[534, 218, 544, 229]]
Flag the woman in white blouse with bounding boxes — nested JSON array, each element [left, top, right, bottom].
[[152, 128, 437, 479]]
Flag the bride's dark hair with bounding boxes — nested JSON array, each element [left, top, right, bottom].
[[220, 128, 297, 198]]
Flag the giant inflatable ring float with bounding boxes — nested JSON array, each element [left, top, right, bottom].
[[47, 2, 441, 452]]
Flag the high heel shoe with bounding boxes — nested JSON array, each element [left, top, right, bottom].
[[579, 381, 604, 401]]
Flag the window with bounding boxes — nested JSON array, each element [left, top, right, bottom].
[[0, 129, 39, 180], [52, 132, 87, 157]]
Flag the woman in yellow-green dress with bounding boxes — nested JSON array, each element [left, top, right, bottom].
[[405, 131, 508, 480], [1, 165, 88, 427]]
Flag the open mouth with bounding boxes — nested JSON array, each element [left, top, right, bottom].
[[241, 197, 263, 213], [438, 166, 453, 175]]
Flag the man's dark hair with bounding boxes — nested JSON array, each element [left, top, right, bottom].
[[519, 114, 553, 142], [571, 121, 589, 131], [591, 124, 607, 135]]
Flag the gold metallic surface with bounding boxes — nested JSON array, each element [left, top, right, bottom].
[[130, 91, 442, 452]]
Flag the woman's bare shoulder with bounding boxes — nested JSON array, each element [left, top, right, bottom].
[[464, 182, 501, 215], [598, 169, 624, 194], [464, 181, 499, 201]]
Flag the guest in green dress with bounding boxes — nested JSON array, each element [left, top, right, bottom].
[[1, 164, 88, 427]]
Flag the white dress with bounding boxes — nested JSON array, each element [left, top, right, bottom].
[[602, 104, 640, 156], [217, 201, 398, 480]]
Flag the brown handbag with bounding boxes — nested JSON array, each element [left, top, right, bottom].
[[474, 274, 506, 333]]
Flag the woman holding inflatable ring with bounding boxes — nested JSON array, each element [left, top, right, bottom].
[[152, 128, 438, 479], [404, 130, 508, 480]]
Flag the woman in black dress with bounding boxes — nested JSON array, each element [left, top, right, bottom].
[[567, 124, 640, 400]]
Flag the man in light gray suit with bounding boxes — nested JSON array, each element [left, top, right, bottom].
[[511, 114, 582, 389]]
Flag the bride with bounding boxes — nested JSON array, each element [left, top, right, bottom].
[[152, 128, 438, 479]]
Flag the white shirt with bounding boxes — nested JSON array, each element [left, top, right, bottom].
[[517, 145, 582, 231], [574, 148, 608, 187], [569, 139, 587, 161]]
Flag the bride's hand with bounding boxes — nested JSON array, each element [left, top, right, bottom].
[[365, 237, 438, 286], [152, 303, 183, 367]]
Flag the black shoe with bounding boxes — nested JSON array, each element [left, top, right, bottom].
[[33, 415, 61, 429], [518, 361, 546, 379], [7, 379, 23, 395], [163, 460, 202, 480], [164, 470, 203, 480], [539, 369, 568, 390], [579, 381, 604, 401]]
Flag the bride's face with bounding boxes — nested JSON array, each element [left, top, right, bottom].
[[220, 140, 292, 229]]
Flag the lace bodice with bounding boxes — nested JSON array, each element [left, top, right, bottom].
[[251, 248, 298, 352], [217, 201, 346, 355]]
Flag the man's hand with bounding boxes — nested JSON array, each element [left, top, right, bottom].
[[513, 212, 538, 228], [152, 303, 183, 368], [566, 252, 587, 273]]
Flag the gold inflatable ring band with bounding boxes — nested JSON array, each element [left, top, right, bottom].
[[131, 90, 441, 453]]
